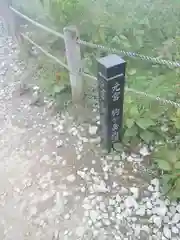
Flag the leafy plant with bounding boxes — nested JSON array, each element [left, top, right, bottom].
[[36, 57, 71, 103], [153, 146, 180, 200], [123, 96, 162, 144], [170, 109, 180, 130]]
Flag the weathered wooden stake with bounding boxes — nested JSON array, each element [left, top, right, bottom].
[[97, 54, 126, 152], [63, 26, 84, 104]]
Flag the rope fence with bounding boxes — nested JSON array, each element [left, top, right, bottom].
[[10, 7, 180, 69], [77, 39, 180, 68], [21, 32, 180, 109], [10, 7, 64, 40], [21, 34, 67, 69], [5, 5, 180, 108]]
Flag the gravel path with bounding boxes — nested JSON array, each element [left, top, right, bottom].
[[0, 35, 180, 240]]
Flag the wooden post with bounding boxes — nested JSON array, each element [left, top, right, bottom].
[[63, 26, 84, 104]]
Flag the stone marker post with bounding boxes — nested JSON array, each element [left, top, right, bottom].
[[97, 54, 126, 152]]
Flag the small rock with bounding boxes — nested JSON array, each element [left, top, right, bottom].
[[114, 155, 121, 161], [77, 155, 81, 160], [82, 137, 88, 143], [163, 215, 170, 224], [81, 186, 86, 192], [161, 236, 167, 240], [116, 194, 121, 203], [163, 225, 171, 239], [176, 223, 180, 229], [172, 226, 179, 234], [147, 185, 154, 192], [90, 136, 101, 144], [152, 191, 160, 199], [75, 227, 85, 237], [130, 187, 139, 199], [176, 204, 180, 213], [134, 224, 141, 236], [101, 212, 108, 219], [143, 190, 152, 198], [54, 192, 65, 214], [119, 187, 129, 195], [64, 213, 70, 220], [30, 90, 44, 106], [89, 210, 99, 223], [94, 221, 102, 228], [29, 206, 37, 216], [66, 174, 76, 182], [62, 160, 66, 166], [93, 180, 109, 193], [19, 82, 30, 96], [83, 204, 92, 210], [89, 125, 98, 135], [140, 146, 149, 156], [92, 160, 96, 164], [99, 202, 106, 211], [56, 140, 63, 148], [50, 121, 57, 127], [53, 230, 60, 238], [109, 198, 116, 206], [172, 213, 180, 224], [56, 155, 62, 163], [64, 230, 69, 235], [153, 205, 167, 217], [124, 196, 138, 209], [40, 155, 50, 163], [146, 201, 152, 209], [115, 167, 123, 175], [77, 170, 86, 179], [169, 205, 176, 215], [150, 178, 159, 191], [102, 219, 111, 226], [121, 152, 126, 160], [136, 205, 146, 216], [140, 230, 149, 240], [146, 209, 152, 215], [164, 199, 171, 206], [152, 216, 162, 228], [141, 225, 150, 233], [127, 156, 133, 162]]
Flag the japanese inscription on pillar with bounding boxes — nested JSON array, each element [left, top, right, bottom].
[[97, 54, 126, 152]]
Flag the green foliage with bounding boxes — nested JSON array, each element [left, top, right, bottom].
[[170, 109, 180, 130], [153, 146, 180, 200], [123, 96, 163, 144], [36, 58, 71, 107]]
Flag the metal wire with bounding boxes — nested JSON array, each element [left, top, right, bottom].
[[21, 33, 180, 109], [77, 39, 180, 68], [10, 7, 64, 40]]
